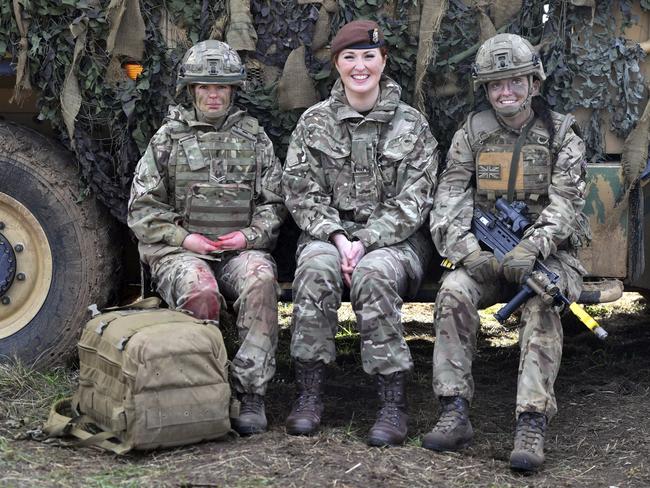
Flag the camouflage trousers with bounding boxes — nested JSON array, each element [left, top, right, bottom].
[[291, 239, 429, 375], [433, 254, 583, 420], [151, 249, 279, 396]]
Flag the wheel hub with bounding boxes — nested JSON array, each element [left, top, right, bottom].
[[0, 232, 16, 296], [0, 193, 53, 338]]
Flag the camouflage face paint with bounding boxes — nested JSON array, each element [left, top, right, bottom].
[[486, 76, 532, 119], [193, 84, 233, 119]]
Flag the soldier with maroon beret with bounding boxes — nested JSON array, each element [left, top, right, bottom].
[[282, 20, 439, 446]]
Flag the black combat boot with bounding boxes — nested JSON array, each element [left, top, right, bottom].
[[422, 396, 473, 451], [510, 412, 547, 472], [231, 393, 267, 435], [285, 360, 325, 436], [367, 371, 408, 447]]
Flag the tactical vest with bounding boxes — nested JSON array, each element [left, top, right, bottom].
[[168, 116, 261, 239], [466, 109, 591, 248], [466, 110, 577, 206]]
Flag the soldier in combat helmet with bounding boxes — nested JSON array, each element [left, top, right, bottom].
[[281, 20, 438, 447], [127, 40, 286, 436], [425, 33, 590, 471]]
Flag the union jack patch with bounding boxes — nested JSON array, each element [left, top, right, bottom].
[[477, 164, 501, 180]]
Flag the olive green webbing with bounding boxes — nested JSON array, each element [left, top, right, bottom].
[[169, 123, 258, 208]]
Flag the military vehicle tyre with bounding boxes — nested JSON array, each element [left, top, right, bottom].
[[0, 121, 119, 368]]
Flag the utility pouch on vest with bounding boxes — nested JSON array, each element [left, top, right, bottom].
[[183, 182, 253, 239], [43, 300, 231, 454], [179, 134, 207, 171], [476, 144, 551, 199]]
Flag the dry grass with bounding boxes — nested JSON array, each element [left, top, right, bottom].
[[0, 361, 76, 422]]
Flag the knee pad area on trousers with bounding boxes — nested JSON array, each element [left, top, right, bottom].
[[350, 265, 393, 300], [251, 262, 277, 286], [296, 253, 340, 278], [179, 286, 221, 320]]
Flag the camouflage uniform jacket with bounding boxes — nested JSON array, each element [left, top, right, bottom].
[[431, 108, 588, 270], [282, 76, 438, 253], [128, 104, 285, 259]]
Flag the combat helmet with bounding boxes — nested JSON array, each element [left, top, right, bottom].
[[176, 40, 246, 94], [471, 33, 545, 91]]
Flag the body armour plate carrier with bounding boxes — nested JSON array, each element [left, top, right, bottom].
[[466, 109, 591, 250], [468, 110, 553, 204], [168, 117, 260, 239]]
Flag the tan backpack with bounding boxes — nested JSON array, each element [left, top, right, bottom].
[[44, 299, 231, 453]]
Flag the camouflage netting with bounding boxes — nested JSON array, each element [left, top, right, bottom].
[[1, 0, 648, 222]]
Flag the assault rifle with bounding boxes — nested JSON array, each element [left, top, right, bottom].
[[471, 197, 608, 340]]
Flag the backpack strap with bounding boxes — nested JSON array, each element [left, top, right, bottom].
[[43, 398, 133, 455], [88, 297, 162, 322]]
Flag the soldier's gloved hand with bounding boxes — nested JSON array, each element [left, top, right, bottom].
[[462, 249, 500, 283], [501, 240, 539, 284]]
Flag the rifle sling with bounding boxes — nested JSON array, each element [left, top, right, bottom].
[[506, 117, 536, 202]]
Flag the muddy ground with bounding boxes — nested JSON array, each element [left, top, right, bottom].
[[1, 294, 649, 488]]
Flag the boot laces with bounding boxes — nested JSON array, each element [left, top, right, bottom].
[[516, 413, 546, 450], [376, 404, 402, 427], [293, 362, 324, 413], [433, 398, 467, 433], [294, 393, 321, 413], [240, 394, 264, 416], [374, 373, 406, 427], [297, 366, 323, 391]]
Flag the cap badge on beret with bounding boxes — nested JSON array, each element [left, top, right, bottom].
[[331, 20, 385, 58]]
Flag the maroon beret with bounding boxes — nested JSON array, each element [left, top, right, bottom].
[[330, 20, 385, 59]]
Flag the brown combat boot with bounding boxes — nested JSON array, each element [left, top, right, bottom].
[[231, 393, 267, 436], [285, 360, 325, 436], [422, 396, 473, 451], [367, 371, 408, 446], [510, 412, 547, 472]]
